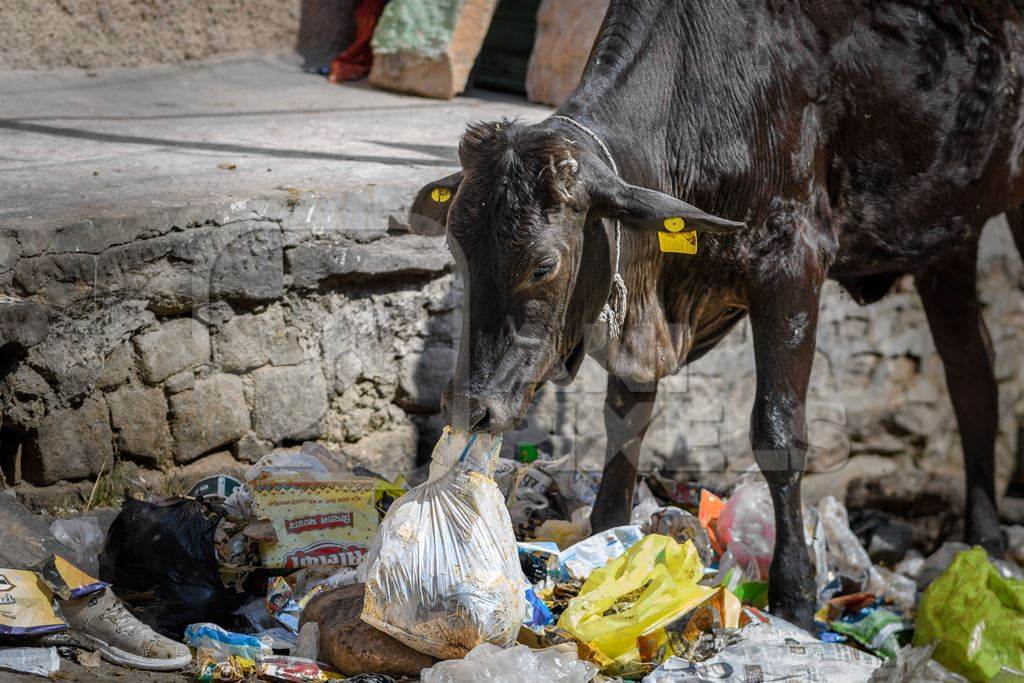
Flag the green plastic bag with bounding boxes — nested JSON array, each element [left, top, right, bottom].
[[557, 534, 710, 666], [914, 546, 1024, 681]]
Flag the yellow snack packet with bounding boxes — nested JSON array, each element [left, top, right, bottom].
[[0, 568, 66, 635]]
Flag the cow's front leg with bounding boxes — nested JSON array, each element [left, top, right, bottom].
[[590, 375, 658, 532], [748, 268, 823, 632]]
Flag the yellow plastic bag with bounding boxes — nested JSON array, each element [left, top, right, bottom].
[[557, 534, 711, 665]]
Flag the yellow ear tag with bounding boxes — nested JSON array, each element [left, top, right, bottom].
[[431, 187, 452, 203], [659, 217, 697, 254]]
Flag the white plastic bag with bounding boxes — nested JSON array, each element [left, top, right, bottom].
[[361, 428, 526, 659]]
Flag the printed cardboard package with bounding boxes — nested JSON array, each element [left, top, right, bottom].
[[250, 476, 383, 569]]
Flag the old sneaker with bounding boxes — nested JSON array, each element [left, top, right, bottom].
[[49, 588, 192, 671]]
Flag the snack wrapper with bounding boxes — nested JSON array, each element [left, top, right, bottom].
[[0, 568, 66, 636], [250, 475, 383, 569]]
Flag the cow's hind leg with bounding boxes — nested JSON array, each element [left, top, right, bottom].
[[916, 247, 1005, 555], [748, 263, 824, 632], [590, 375, 658, 532]]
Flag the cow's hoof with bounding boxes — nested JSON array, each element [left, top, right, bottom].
[[966, 526, 1007, 558], [966, 500, 1006, 557], [769, 596, 816, 634]]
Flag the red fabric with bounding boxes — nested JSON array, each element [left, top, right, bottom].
[[329, 0, 390, 83]]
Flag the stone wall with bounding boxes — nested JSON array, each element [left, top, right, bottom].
[[1, 197, 1022, 510], [0, 0, 353, 71], [0, 195, 457, 508]]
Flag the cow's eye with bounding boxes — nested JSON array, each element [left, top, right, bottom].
[[531, 261, 557, 281]]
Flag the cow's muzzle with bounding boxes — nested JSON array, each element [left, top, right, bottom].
[[441, 381, 524, 434]]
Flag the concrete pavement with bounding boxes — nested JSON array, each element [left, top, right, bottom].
[[0, 52, 551, 232]]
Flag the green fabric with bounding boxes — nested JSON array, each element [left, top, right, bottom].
[[914, 547, 1024, 681], [372, 0, 465, 57]]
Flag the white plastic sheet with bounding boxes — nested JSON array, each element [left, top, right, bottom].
[[559, 525, 643, 580], [644, 614, 882, 682], [0, 647, 59, 676], [361, 428, 526, 659]]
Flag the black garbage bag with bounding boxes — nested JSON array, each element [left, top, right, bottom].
[[99, 497, 245, 638]]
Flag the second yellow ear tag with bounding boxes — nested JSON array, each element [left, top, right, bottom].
[[659, 217, 697, 254], [431, 187, 452, 203]]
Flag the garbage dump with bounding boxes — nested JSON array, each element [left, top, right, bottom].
[[2, 434, 1023, 682]]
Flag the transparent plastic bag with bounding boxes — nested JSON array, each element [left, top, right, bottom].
[[49, 517, 104, 577], [361, 428, 526, 659], [818, 496, 872, 578], [422, 643, 598, 683], [717, 482, 775, 580]]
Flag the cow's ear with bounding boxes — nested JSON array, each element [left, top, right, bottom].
[[591, 177, 745, 235], [409, 172, 463, 235]]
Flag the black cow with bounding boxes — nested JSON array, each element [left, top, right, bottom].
[[410, 0, 1024, 627]]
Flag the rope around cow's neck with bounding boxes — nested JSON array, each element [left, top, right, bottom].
[[552, 115, 628, 341]]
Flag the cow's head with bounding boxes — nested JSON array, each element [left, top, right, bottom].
[[411, 119, 744, 432]]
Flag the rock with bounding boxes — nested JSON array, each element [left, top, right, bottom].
[[163, 370, 195, 395], [232, 432, 272, 464], [396, 343, 454, 412], [337, 424, 418, 480], [13, 481, 94, 513], [292, 622, 319, 662], [114, 461, 167, 498], [22, 397, 112, 485], [321, 299, 391, 395], [169, 374, 249, 463], [105, 386, 173, 467], [800, 455, 899, 506], [133, 318, 210, 385], [0, 492, 73, 568], [301, 583, 437, 677], [0, 295, 49, 350], [286, 235, 450, 290], [847, 469, 965, 553], [370, 0, 499, 99], [206, 223, 285, 306], [193, 301, 235, 327], [251, 364, 328, 443], [213, 305, 303, 372], [167, 451, 247, 493], [866, 519, 914, 565], [25, 301, 153, 404], [0, 368, 50, 431], [89, 222, 284, 315], [96, 343, 133, 391], [526, 0, 609, 106]]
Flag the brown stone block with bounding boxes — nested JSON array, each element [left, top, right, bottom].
[[370, 0, 499, 99], [301, 583, 437, 677], [526, 0, 609, 106]]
